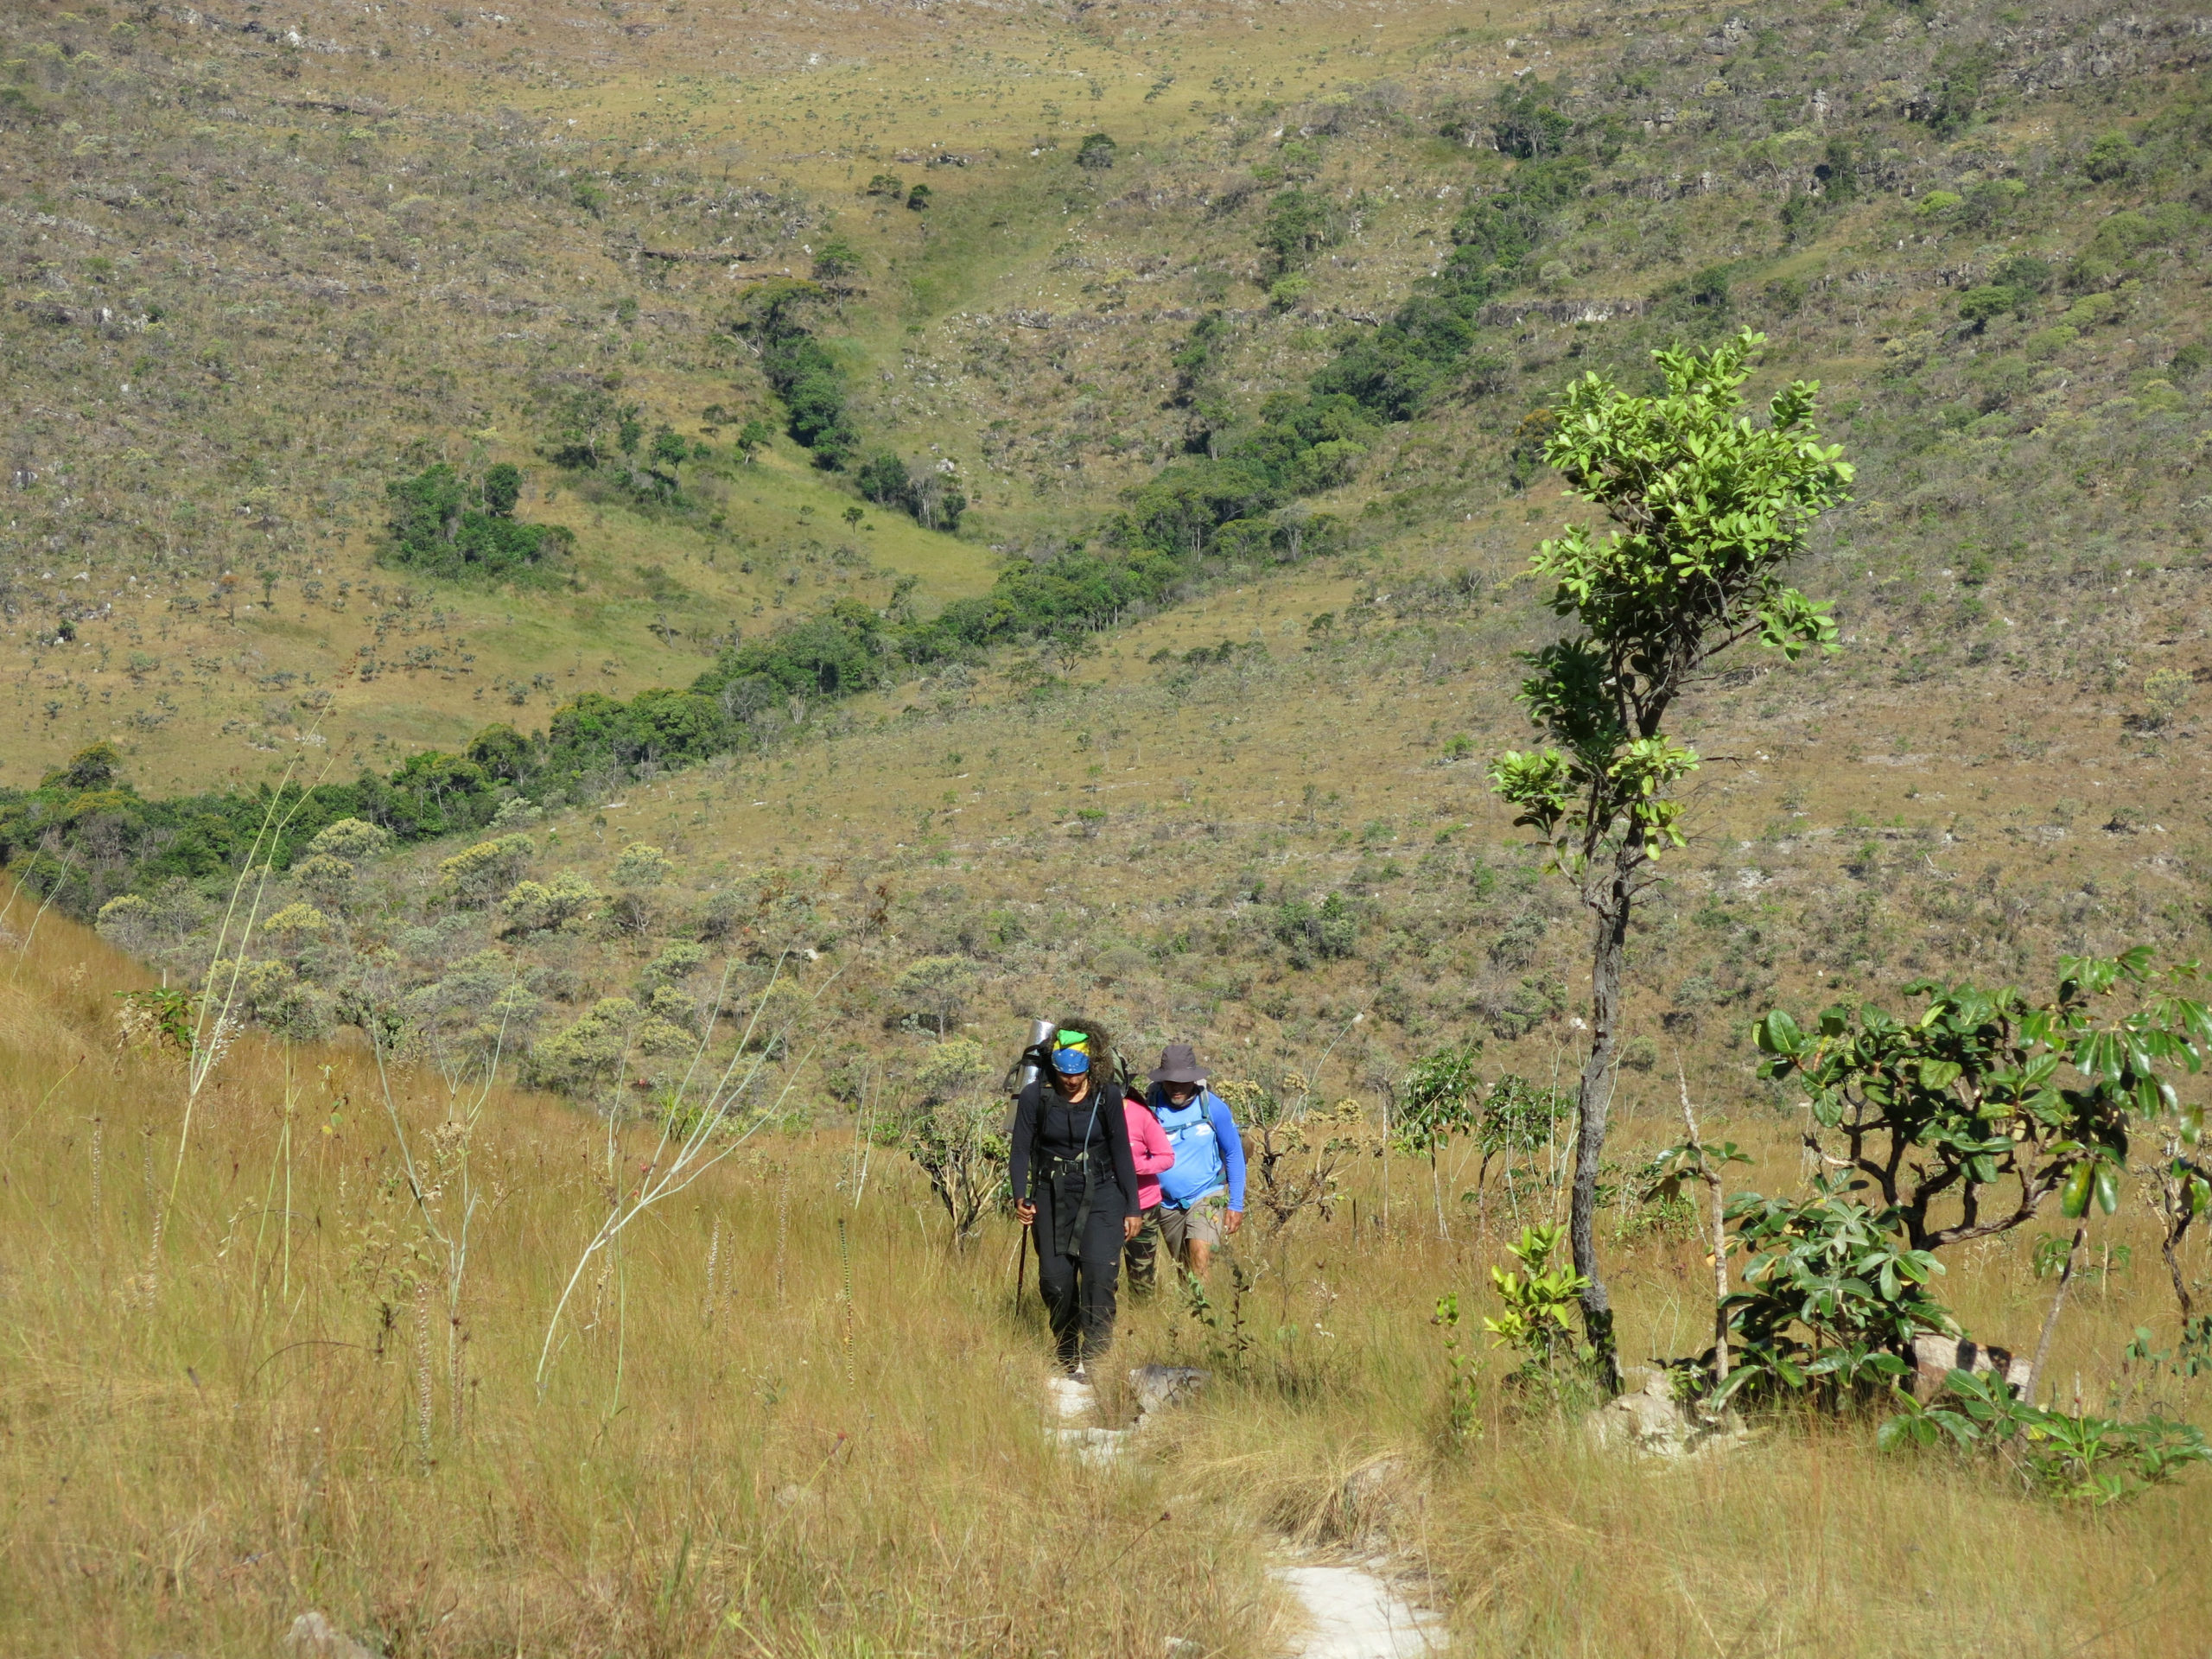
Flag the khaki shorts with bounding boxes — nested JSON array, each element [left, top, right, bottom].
[[1160, 1199, 1226, 1254]]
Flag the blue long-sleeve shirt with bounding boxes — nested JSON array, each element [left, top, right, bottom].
[[1148, 1085, 1247, 1211]]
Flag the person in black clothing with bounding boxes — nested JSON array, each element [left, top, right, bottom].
[[1007, 1015, 1143, 1375]]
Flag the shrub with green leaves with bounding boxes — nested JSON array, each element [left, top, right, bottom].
[[384, 462, 569, 581], [1483, 1224, 1597, 1399], [738, 280, 858, 467], [890, 955, 977, 1037], [877, 1037, 1007, 1244], [612, 842, 675, 888], [437, 833, 537, 906], [308, 817, 393, 863], [1881, 1369, 2211, 1505], [1274, 892, 1357, 968], [1755, 949, 2210, 1258], [1713, 1183, 1953, 1409], [528, 996, 693, 1096], [499, 871, 601, 934]]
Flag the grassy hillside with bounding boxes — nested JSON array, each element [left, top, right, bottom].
[[4, 905, 2210, 1656], [5, 0, 2208, 788], [8, 0, 2212, 1646]]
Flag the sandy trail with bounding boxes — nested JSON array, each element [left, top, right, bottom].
[[1271, 1563, 1442, 1658], [1044, 1372, 1443, 1656]]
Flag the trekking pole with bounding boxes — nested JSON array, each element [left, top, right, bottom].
[[1005, 1016, 1052, 1307]]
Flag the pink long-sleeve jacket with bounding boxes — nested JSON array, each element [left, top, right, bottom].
[[1123, 1094, 1175, 1211]]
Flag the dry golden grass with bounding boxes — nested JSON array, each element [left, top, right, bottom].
[[1123, 1160, 2212, 1659], [0, 906, 1283, 1656], [10, 891, 2209, 1656]]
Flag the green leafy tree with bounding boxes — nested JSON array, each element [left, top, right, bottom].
[[1956, 284, 2025, 331], [648, 424, 688, 474], [549, 383, 618, 468], [436, 833, 537, 907], [1075, 131, 1117, 170], [482, 462, 522, 517], [1395, 1042, 1484, 1239], [1258, 188, 1342, 276], [1758, 948, 2212, 1360], [1487, 329, 1853, 1388], [42, 740, 123, 791], [736, 417, 774, 462], [879, 1038, 1007, 1245], [856, 450, 912, 506], [892, 955, 977, 1038], [811, 238, 864, 285]]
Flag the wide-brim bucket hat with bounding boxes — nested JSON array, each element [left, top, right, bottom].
[[1152, 1042, 1205, 1085]]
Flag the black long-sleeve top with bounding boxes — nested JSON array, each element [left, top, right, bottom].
[[1007, 1076, 1141, 1220]]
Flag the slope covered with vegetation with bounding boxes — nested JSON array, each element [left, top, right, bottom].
[[6, 0, 2212, 1647]]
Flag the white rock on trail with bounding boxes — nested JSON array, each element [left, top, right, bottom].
[[1274, 1563, 1443, 1658]]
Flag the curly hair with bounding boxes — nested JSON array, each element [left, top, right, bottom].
[[1046, 1012, 1124, 1096]]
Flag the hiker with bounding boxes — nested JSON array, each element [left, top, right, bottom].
[[1141, 1043, 1246, 1277], [1122, 1071, 1176, 1296], [1008, 1019, 1143, 1374]]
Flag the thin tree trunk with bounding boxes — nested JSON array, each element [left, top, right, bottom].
[[1572, 857, 1631, 1394], [1676, 1062, 1728, 1391], [2025, 1223, 2087, 1406], [2148, 1148, 2198, 1319]]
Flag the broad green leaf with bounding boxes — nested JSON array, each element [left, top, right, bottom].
[[2061, 1161, 2094, 1219]]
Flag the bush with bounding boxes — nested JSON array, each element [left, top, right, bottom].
[[1882, 1370, 2211, 1504], [613, 842, 675, 887], [1259, 188, 1343, 275], [1713, 1184, 1950, 1409], [439, 834, 537, 906], [384, 463, 567, 580], [881, 1038, 1008, 1244], [1955, 284, 2022, 330], [500, 870, 601, 933], [2083, 130, 2135, 183], [892, 955, 978, 1036], [1275, 893, 1357, 967], [811, 238, 864, 284], [529, 997, 693, 1095], [1076, 131, 1117, 169], [740, 281, 859, 467], [308, 817, 392, 862], [1993, 253, 2053, 296]]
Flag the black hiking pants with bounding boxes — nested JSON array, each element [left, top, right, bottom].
[[1032, 1178, 1125, 1369]]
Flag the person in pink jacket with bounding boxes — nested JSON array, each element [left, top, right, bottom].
[[1122, 1087, 1177, 1294]]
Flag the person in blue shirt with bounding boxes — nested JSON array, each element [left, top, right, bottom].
[[1128, 1042, 1245, 1282]]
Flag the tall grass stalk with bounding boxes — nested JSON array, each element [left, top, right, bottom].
[[533, 950, 852, 1394]]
